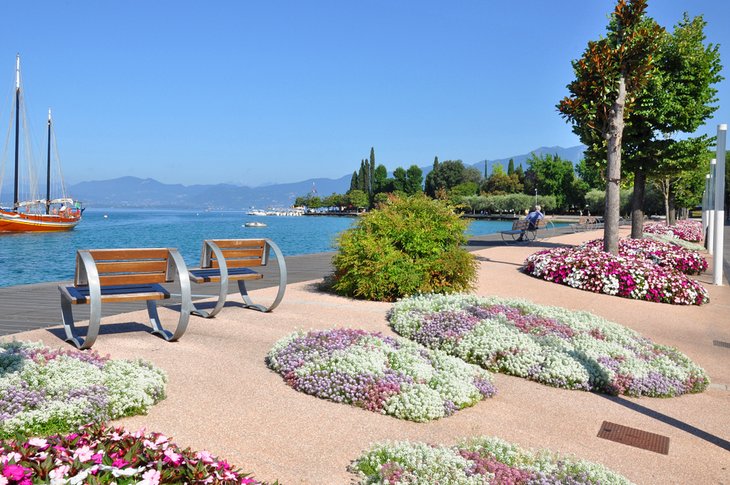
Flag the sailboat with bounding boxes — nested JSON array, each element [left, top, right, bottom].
[[0, 55, 83, 232]]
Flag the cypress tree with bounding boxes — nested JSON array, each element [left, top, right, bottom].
[[507, 158, 515, 176], [350, 171, 359, 192], [369, 147, 376, 196]]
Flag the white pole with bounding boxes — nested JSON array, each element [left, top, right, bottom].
[[708, 160, 715, 254], [713, 124, 727, 285], [702, 176, 708, 235]]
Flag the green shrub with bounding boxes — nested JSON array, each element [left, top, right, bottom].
[[330, 194, 477, 301]]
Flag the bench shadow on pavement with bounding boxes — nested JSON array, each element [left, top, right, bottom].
[[599, 394, 730, 452]]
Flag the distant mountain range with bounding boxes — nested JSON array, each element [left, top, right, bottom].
[[2, 145, 585, 210]]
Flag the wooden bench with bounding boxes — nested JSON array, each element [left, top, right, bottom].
[[187, 239, 286, 318], [500, 218, 552, 243], [58, 248, 192, 349]]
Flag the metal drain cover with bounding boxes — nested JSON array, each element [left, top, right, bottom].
[[597, 421, 670, 455]]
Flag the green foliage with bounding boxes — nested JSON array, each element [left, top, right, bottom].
[[347, 189, 369, 209], [294, 194, 322, 209], [405, 165, 424, 194], [330, 195, 477, 301], [507, 158, 515, 175], [456, 194, 557, 214], [449, 182, 479, 198], [576, 158, 604, 189], [524, 153, 581, 210], [425, 160, 480, 197], [585, 188, 633, 215], [480, 170, 523, 195]]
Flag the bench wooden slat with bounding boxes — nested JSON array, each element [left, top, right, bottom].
[[88, 248, 170, 261], [210, 258, 264, 269], [98, 273, 170, 286], [211, 239, 265, 249], [63, 283, 170, 305], [217, 248, 265, 259], [189, 267, 263, 284], [95, 260, 168, 274]]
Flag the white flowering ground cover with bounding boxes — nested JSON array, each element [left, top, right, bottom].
[[389, 294, 709, 397], [645, 233, 706, 252], [0, 341, 166, 438], [267, 328, 496, 422], [524, 240, 708, 305], [352, 436, 632, 484]]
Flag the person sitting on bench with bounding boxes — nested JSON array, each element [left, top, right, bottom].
[[517, 205, 544, 241]]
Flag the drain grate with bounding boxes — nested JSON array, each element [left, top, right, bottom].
[[597, 421, 670, 455], [713, 340, 730, 349]]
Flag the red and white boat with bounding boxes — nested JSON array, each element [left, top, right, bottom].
[[0, 55, 82, 232]]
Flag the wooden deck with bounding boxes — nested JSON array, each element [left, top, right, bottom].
[[0, 252, 335, 336]]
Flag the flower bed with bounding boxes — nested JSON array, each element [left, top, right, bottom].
[[644, 220, 703, 242], [582, 237, 707, 275], [524, 244, 708, 305], [0, 341, 166, 439], [645, 233, 706, 252], [267, 328, 496, 422], [389, 294, 709, 397], [0, 424, 262, 484], [352, 436, 631, 484]]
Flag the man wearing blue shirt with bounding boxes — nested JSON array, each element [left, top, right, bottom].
[[517, 205, 544, 241]]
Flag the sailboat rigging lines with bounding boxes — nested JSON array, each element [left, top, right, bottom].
[[0, 55, 83, 232]]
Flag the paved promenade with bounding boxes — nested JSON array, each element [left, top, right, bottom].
[[1, 225, 728, 484]]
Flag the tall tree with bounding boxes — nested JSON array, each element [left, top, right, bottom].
[[405, 165, 424, 194], [635, 14, 721, 231], [349, 171, 359, 192], [369, 148, 376, 196], [558, 0, 663, 254], [372, 164, 389, 194], [425, 160, 469, 197], [392, 167, 408, 193], [507, 159, 515, 176]]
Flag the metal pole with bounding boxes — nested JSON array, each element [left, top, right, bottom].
[[13, 55, 20, 210], [708, 160, 715, 255], [46, 109, 51, 214], [701, 176, 708, 236], [713, 124, 727, 285]]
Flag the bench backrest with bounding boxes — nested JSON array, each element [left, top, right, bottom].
[[75, 248, 174, 287], [511, 220, 529, 230], [200, 239, 269, 269]]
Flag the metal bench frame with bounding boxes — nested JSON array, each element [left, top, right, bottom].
[[188, 238, 286, 318], [500, 219, 554, 244], [59, 248, 192, 349]]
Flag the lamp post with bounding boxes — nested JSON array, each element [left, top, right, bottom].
[[534, 188, 538, 207]]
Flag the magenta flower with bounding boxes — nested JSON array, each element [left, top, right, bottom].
[[2, 464, 30, 481]]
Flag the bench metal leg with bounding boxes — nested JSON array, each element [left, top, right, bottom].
[[239, 239, 287, 313], [61, 251, 102, 350], [152, 249, 192, 341]]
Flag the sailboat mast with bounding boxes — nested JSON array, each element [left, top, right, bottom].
[[46, 109, 52, 214], [13, 55, 20, 210]]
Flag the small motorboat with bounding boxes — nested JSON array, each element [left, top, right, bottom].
[[244, 221, 267, 228]]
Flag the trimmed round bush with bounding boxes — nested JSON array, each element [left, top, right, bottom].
[[329, 194, 477, 301], [0, 341, 167, 438], [266, 328, 496, 422], [352, 436, 632, 484], [389, 294, 709, 397]]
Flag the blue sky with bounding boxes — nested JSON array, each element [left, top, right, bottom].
[[0, 1, 728, 187]]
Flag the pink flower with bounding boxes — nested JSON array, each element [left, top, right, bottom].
[[163, 448, 183, 466], [49, 465, 70, 480], [140, 468, 161, 485], [72, 445, 94, 462], [28, 437, 49, 449], [2, 464, 30, 480], [112, 458, 129, 468], [196, 450, 215, 464]]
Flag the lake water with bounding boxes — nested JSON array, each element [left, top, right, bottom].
[[0, 209, 520, 287]]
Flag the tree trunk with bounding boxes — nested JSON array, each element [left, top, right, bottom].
[[668, 188, 676, 225], [603, 76, 626, 255], [630, 168, 646, 239], [661, 177, 670, 226]]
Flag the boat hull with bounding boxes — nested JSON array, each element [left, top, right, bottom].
[[0, 210, 80, 232]]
